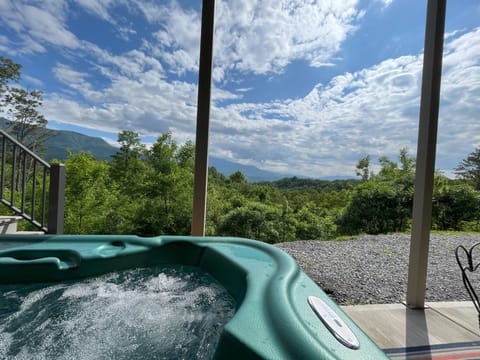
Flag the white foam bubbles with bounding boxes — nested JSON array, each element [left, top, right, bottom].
[[0, 265, 236, 360]]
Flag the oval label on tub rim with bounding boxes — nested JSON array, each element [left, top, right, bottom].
[[308, 295, 360, 350]]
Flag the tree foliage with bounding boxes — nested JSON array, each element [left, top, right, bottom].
[[4, 88, 50, 155], [455, 146, 480, 190], [356, 155, 371, 181], [0, 57, 50, 198], [0, 56, 49, 157], [110, 130, 146, 194], [64, 152, 119, 234], [339, 149, 415, 235], [58, 130, 345, 241], [57, 138, 480, 239], [338, 181, 411, 235], [5, 57, 480, 240], [432, 180, 480, 230], [0, 56, 21, 93]]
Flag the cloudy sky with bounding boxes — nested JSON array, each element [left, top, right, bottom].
[[0, 0, 479, 178]]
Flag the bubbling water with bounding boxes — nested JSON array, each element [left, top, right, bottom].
[[0, 265, 236, 359]]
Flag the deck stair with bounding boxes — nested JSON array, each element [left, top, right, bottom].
[[0, 215, 22, 234], [0, 128, 65, 234]]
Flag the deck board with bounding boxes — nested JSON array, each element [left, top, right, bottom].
[[341, 302, 480, 350]]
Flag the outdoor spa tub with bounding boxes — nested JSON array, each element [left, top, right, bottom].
[[0, 235, 387, 359]]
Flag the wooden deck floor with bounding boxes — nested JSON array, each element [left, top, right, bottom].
[[342, 301, 479, 357]]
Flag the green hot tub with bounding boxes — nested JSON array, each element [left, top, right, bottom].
[[0, 235, 387, 359]]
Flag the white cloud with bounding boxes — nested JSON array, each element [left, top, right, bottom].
[[44, 63, 199, 141], [85, 44, 165, 79], [53, 63, 103, 101], [41, 27, 480, 177], [76, 0, 116, 23], [135, 0, 362, 80], [102, 136, 120, 148], [140, 2, 202, 75], [0, 0, 79, 52], [205, 28, 480, 177], [436, 27, 480, 169], [213, 0, 362, 78], [54, 64, 89, 84], [1, 0, 363, 81], [75, 0, 137, 41], [0, 34, 13, 54], [2, 0, 478, 178], [378, 0, 394, 8], [23, 74, 43, 87]]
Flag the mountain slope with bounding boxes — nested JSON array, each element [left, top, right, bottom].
[[45, 128, 288, 181], [208, 157, 291, 182], [45, 129, 117, 161], [1, 120, 297, 181]]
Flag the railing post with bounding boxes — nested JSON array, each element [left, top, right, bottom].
[[47, 164, 66, 234]]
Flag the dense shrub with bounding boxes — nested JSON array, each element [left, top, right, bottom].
[[337, 181, 412, 235], [432, 184, 480, 231]]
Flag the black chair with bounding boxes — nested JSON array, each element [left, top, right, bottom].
[[455, 243, 480, 328]]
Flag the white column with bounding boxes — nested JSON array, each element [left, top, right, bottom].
[[407, 0, 447, 309], [192, 0, 215, 236]]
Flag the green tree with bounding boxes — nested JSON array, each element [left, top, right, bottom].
[[134, 132, 193, 235], [375, 148, 415, 185], [205, 181, 227, 235], [432, 182, 480, 230], [144, 132, 179, 204], [170, 140, 195, 234], [229, 171, 247, 184], [111, 130, 146, 168], [176, 140, 195, 170], [338, 181, 411, 235], [110, 130, 147, 194], [377, 156, 398, 181], [147, 132, 178, 175], [4, 88, 50, 155], [455, 147, 480, 190], [355, 155, 371, 181], [2, 88, 50, 192], [64, 152, 120, 234], [218, 201, 296, 243], [294, 202, 336, 240], [340, 149, 416, 235], [208, 166, 228, 186], [399, 148, 415, 175], [0, 56, 21, 94]]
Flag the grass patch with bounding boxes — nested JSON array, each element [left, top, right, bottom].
[[430, 230, 480, 236], [331, 234, 363, 242]]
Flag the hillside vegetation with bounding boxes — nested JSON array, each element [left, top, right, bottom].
[[2, 56, 480, 241], [49, 132, 480, 240], [45, 129, 117, 161]]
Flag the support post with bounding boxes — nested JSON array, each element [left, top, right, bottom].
[[47, 163, 66, 234], [407, 0, 446, 309], [191, 0, 215, 236]]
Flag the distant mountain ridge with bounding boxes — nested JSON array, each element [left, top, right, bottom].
[[47, 131, 292, 181], [46, 129, 118, 161], [45, 129, 294, 181], [0, 118, 115, 161], [0, 119, 292, 181], [1, 121, 357, 182], [208, 157, 292, 182]]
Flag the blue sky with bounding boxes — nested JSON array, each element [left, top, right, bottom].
[[0, 0, 479, 178]]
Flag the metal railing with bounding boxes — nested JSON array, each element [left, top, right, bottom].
[[0, 128, 65, 234], [455, 243, 480, 329]]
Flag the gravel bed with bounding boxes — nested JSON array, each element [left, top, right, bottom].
[[276, 233, 480, 305]]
